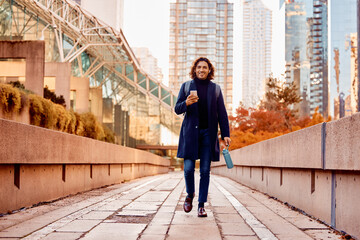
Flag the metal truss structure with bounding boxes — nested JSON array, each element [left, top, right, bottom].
[[12, 0, 178, 113]]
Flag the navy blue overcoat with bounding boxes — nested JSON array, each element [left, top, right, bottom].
[[175, 80, 230, 162]]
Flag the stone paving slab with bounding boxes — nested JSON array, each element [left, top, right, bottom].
[[213, 206, 237, 213], [116, 210, 156, 216], [171, 210, 216, 225], [81, 223, 146, 240], [142, 223, 169, 235], [286, 216, 330, 229], [122, 201, 162, 211], [223, 236, 259, 240], [139, 234, 166, 240], [78, 211, 114, 220], [218, 222, 255, 236], [153, 179, 180, 191], [41, 232, 83, 240], [167, 224, 222, 240], [215, 213, 246, 223], [157, 206, 175, 213], [95, 199, 132, 211], [305, 229, 342, 240], [150, 212, 174, 225], [56, 219, 103, 232], [0, 219, 48, 238]]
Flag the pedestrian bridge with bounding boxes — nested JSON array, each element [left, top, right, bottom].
[[1, 112, 360, 239], [1, 0, 359, 238]]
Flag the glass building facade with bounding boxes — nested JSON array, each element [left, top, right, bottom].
[[284, 0, 328, 118], [242, 0, 272, 108], [0, 0, 181, 147], [329, 0, 357, 119], [169, 0, 234, 112]]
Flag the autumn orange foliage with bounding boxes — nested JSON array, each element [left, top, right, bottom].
[[228, 106, 330, 150], [227, 77, 331, 151]]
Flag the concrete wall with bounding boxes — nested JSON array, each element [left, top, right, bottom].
[[212, 113, 360, 239], [45, 62, 71, 109], [0, 61, 71, 108], [0, 41, 45, 96], [70, 76, 89, 113], [89, 87, 103, 122], [0, 118, 170, 214]]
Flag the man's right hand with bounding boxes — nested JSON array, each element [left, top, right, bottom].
[[186, 95, 199, 106]]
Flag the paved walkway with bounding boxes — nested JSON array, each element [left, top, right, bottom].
[[0, 172, 342, 240]]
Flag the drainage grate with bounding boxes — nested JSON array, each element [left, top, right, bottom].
[[110, 213, 155, 224], [107, 210, 156, 224]]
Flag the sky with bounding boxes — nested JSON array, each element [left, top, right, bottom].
[[123, 0, 285, 111]]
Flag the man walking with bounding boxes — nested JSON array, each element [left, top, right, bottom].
[[175, 57, 231, 217]]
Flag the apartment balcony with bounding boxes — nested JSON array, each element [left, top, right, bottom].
[[312, 33, 322, 38], [314, 1, 322, 7]]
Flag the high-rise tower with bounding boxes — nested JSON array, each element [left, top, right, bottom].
[[133, 47, 164, 82], [169, 0, 234, 112], [242, 0, 272, 108], [284, 0, 328, 118], [329, 0, 357, 119]]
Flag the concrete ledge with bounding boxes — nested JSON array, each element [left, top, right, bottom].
[[0, 118, 169, 166], [213, 123, 323, 169], [325, 113, 360, 170], [0, 118, 170, 213]]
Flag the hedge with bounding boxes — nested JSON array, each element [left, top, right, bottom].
[[0, 83, 115, 144]]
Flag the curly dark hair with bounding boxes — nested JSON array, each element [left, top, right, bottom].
[[189, 57, 215, 80]]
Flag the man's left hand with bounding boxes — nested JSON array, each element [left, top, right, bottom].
[[224, 137, 231, 147]]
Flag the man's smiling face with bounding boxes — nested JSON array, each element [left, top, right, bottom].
[[195, 61, 210, 80]]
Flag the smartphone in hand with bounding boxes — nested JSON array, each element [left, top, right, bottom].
[[190, 90, 197, 97]]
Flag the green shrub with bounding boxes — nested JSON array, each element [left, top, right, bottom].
[[3, 83, 117, 144], [9, 81, 34, 95], [74, 112, 84, 136], [0, 83, 22, 114], [19, 91, 28, 112], [7, 81, 30, 113], [67, 110, 77, 134], [39, 98, 56, 129], [80, 112, 105, 140], [9, 81, 25, 90], [54, 104, 71, 132], [29, 94, 43, 126], [29, 95, 57, 128], [44, 86, 66, 107]]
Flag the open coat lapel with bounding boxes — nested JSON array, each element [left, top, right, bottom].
[[189, 80, 199, 117], [207, 83, 214, 122]]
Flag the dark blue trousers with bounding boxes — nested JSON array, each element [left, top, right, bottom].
[[184, 128, 211, 203]]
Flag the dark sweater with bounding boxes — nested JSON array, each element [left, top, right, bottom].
[[194, 78, 210, 129]]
